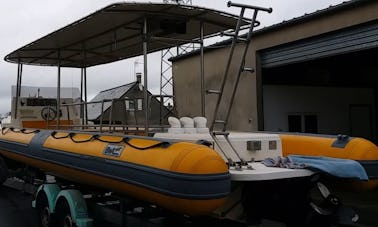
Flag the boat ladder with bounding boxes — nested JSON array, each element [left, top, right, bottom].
[[208, 2, 272, 168]]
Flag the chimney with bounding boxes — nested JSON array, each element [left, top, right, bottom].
[[136, 72, 142, 84]]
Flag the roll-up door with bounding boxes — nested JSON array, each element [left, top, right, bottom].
[[261, 21, 378, 68]]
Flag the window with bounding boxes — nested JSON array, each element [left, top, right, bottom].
[[288, 114, 318, 133], [137, 99, 143, 110], [125, 100, 135, 111], [288, 115, 301, 132], [126, 99, 142, 111], [26, 98, 57, 106], [304, 115, 318, 133]]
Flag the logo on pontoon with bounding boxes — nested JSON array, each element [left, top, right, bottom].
[[103, 144, 124, 157]]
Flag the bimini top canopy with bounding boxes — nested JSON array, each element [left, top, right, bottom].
[[5, 2, 245, 68]]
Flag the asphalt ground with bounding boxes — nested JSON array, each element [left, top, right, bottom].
[[0, 186, 38, 227], [337, 189, 378, 227], [0, 180, 377, 227]]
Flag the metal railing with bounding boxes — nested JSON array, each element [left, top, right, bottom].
[[43, 95, 175, 135]]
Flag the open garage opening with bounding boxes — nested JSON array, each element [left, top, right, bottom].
[[262, 47, 378, 143]]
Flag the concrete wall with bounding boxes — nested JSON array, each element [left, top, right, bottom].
[[263, 85, 376, 138], [173, 44, 258, 131]]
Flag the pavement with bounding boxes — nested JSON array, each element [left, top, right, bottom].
[[0, 179, 377, 227], [0, 186, 38, 227], [338, 189, 378, 227]]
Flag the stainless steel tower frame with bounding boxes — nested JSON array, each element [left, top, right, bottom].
[[160, 0, 198, 115]]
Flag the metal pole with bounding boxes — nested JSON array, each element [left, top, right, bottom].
[[99, 100, 104, 133], [80, 68, 84, 126], [18, 64, 23, 98], [14, 63, 22, 120], [200, 22, 205, 117], [84, 67, 88, 126], [57, 51, 61, 129], [160, 50, 163, 125], [109, 99, 114, 132], [143, 17, 149, 135]]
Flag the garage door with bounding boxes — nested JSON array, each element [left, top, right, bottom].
[[260, 21, 378, 68]]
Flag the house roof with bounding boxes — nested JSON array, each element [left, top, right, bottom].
[[5, 2, 246, 68], [87, 82, 136, 120], [170, 0, 372, 62]]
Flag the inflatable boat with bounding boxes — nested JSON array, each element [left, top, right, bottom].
[[280, 133, 378, 190], [2, 1, 371, 225], [280, 134, 378, 179], [0, 127, 230, 215]]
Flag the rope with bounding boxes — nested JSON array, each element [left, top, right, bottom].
[[50, 131, 71, 139], [1, 127, 40, 135], [50, 131, 171, 150], [123, 138, 171, 150]]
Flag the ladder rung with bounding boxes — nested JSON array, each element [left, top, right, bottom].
[[214, 120, 226, 124], [228, 1, 273, 13], [206, 89, 221, 94], [243, 67, 255, 73], [221, 31, 236, 37], [237, 37, 247, 42], [212, 131, 230, 136]]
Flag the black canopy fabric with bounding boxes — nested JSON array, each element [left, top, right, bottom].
[[5, 2, 244, 68]]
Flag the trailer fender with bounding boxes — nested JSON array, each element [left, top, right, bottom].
[[32, 184, 60, 210], [55, 189, 93, 227]]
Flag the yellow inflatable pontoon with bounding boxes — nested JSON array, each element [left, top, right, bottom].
[[280, 133, 378, 189], [0, 127, 230, 215]]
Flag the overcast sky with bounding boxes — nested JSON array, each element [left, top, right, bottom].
[[0, 0, 348, 114]]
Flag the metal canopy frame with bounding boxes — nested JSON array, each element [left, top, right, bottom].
[[7, 2, 246, 133], [5, 3, 246, 67]]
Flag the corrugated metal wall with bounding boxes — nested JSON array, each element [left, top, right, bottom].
[[261, 21, 378, 68]]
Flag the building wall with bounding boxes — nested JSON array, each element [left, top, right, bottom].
[[172, 1, 378, 131], [251, 1, 378, 51], [173, 44, 258, 131]]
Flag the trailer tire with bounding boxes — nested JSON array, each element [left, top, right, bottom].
[[36, 192, 55, 227], [0, 157, 9, 185], [55, 198, 77, 227]]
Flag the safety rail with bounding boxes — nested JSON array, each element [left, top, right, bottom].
[[42, 95, 175, 135]]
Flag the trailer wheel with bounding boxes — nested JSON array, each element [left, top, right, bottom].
[[0, 157, 8, 185], [56, 199, 76, 227], [36, 192, 55, 227]]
